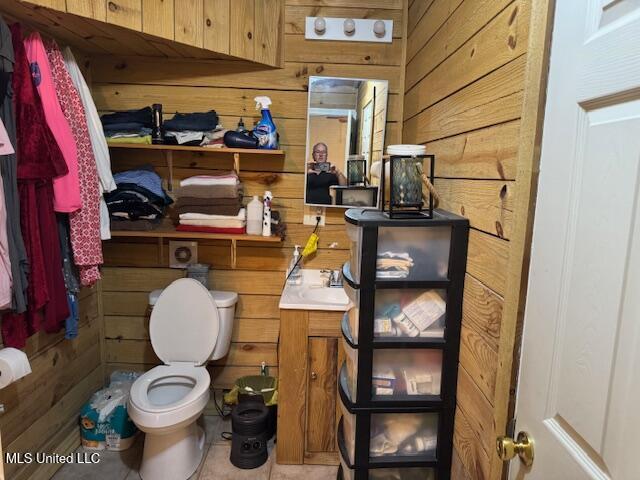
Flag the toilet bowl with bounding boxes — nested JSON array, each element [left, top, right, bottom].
[[128, 278, 238, 480]]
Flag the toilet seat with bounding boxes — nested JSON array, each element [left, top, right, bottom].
[[130, 364, 210, 414], [150, 278, 220, 365]]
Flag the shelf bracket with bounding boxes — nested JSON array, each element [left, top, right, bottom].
[[233, 152, 240, 174], [165, 150, 174, 191], [230, 239, 237, 269], [158, 238, 164, 265]]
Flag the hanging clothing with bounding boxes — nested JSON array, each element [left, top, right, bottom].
[[45, 40, 102, 286], [1, 23, 69, 349], [0, 15, 28, 314], [57, 215, 79, 340], [62, 47, 115, 240], [0, 166, 12, 309], [24, 32, 81, 213]]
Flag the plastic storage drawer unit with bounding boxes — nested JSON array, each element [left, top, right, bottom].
[[340, 401, 439, 465], [339, 457, 436, 480], [342, 338, 443, 402], [345, 222, 451, 285], [343, 281, 447, 345]]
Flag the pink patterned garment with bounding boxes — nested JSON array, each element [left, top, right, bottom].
[[45, 41, 102, 286]]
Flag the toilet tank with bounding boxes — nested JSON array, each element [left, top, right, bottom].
[[148, 289, 238, 362]]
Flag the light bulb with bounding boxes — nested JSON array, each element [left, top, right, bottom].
[[344, 18, 356, 36], [373, 20, 386, 38], [314, 17, 326, 35]]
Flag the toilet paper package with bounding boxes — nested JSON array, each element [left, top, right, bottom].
[[0, 347, 31, 389], [80, 371, 141, 451]]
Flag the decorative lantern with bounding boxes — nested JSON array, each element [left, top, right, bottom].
[[380, 154, 435, 218], [347, 155, 367, 186]]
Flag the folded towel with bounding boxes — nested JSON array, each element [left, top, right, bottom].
[[179, 219, 246, 228], [180, 208, 246, 221], [175, 184, 243, 199], [176, 196, 241, 207], [180, 175, 238, 187], [176, 225, 246, 235], [176, 204, 241, 216], [107, 135, 152, 144]]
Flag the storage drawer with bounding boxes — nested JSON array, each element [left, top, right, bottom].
[[342, 338, 443, 401], [339, 457, 436, 480], [340, 401, 439, 464], [346, 223, 451, 284], [343, 283, 446, 345]]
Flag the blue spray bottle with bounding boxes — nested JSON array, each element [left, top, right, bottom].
[[253, 96, 278, 149]]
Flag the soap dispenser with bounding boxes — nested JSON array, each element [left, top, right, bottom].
[[287, 245, 302, 285]]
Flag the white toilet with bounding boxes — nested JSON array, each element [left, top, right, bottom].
[[128, 278, 238, 480]]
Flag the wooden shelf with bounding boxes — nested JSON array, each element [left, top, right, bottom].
[[108, 143, 284, 186], [110, 227, 281, 243], [110, 225, 282, 268], [108, 144, 285, 156]]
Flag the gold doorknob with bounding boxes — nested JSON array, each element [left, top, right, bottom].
[[496, 431, 534, 467]]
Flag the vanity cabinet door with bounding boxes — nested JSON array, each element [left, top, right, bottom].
[[306, 337, 339, 453]]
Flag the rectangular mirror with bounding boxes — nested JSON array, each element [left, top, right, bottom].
[[304, 76, 389, 208]]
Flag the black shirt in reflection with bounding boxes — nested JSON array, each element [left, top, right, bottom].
[[306, 171, 340, 205]]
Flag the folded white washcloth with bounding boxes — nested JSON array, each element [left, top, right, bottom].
[[179, 219, 246, 228], [179, 208, 246, 221], [180, 174, 238, 187]]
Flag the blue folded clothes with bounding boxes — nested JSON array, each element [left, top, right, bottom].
[[101, 107, 153, 127], [164, 110, 219, 131], [113, 168, 172, 203]]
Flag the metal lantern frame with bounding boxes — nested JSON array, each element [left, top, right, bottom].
[[380, 154, 435, 219], [347, 157, 367, 186]]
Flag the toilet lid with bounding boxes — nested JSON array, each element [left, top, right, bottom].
[[150, 278, 220, 365]]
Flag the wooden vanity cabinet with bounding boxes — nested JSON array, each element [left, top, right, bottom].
[[277, 309, 345, 466]]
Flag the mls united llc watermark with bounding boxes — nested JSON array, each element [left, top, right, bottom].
[[5, 451, 101, 464]]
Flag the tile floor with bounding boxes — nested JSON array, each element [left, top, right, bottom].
[[53, 415, 339, 480]]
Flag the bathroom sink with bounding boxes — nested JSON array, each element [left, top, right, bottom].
[[279, 269, 351, 311], [300, 287, 349, 305]]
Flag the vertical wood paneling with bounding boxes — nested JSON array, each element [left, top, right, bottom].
[[142, 0, 174, 39], [254, 0, 283, 66], [66, 0, 107, 21], [174, 0, 204, 47], [106, 0, 142, 30], [203, 0, 230, 54], [229, 0, 255, 60]]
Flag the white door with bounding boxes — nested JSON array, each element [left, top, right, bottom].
[[510, 1, 640, 479]]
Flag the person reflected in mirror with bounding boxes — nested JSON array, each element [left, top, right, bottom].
[[306, 142, 347, 205]]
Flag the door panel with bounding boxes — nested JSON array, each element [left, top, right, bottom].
[[306, 337, 338, 453], [512, 1, 640, 479]]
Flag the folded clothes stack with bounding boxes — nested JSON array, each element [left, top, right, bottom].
[[163, 110, 227, 147], [174, 172, 246, 234], [101, 107, 153, 144], [105, 166, 173, 231], [376, 251, 415, 279]]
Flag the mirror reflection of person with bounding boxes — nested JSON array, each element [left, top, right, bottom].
[[306, 142, 347, 205]]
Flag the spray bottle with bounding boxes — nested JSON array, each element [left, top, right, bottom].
[[253, 96, 278, 149]]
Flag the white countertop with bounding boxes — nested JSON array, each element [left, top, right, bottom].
[[279, 269, 351, 311]]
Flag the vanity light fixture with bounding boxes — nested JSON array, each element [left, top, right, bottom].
[[373, 20, 386, 38], [344, 18, 356, 36], [305, 17, 393, 43], [314, 17, 326, 35]]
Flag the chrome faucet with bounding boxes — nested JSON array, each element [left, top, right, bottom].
[[319, 269, 343, 287], [329, 269, 343, 288]]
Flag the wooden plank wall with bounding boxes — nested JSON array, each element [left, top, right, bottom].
[[20, 0, 285, 65], [403, 1, 531, 478], [91, 0, 406, 390], [0, 286, 104, 480]]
